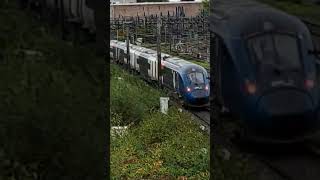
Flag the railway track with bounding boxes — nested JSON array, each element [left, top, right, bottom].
[[211, 102, 320, 180], [245, 141, 320, 180], [189, 109, 210, 132], [168, 93, 210, 133]]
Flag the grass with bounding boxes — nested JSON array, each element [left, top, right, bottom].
[[110, 64, 164, 126]]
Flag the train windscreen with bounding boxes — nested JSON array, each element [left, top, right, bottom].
[[247, 33, 301, 71], [188, 72, 205, 85]]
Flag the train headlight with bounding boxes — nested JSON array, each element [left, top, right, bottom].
[[245, 80, 256, 95], [186, 87, 191, 92], [305, 79, 315, 89], [205, 85, 209, 91]]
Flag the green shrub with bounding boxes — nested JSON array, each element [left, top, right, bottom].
[[111, 108, 209, 179], [110, 64, 163, 126]]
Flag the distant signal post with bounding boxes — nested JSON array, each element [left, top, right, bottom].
[[157, 17, 162, 87]]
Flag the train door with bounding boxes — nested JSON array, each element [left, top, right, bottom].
[[110, 46, 114, 59], [160, 67, 174, 89], [212, 36, 224, 106], [148, 60, 155, 80], [214, 35, 241, 113], [118, 47, 125, 64], [116, 46, 120, 61], [124, 50, 128, 65], [178, 74, 185, 98], [174, 72, 180, 92], [137, 56, 150, 80]]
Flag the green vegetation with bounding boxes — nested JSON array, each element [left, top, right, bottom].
[[0, 2, 105, 179], [258, 0, 320, 23], [202, 0, 210, 13], [110, 64, 163, 126]]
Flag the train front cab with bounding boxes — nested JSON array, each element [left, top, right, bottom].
[[210, 0, 320, 142], [244, 32, 320, 142], [180, 66, 210, 108], [161, 63, 209, 108]]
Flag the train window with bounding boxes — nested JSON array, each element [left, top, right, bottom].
[[187, 72, 205, 84], [247, 33, 301, 70], [273, 35, 300, 69]]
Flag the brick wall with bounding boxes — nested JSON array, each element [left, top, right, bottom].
[[110, 2, 203, 19]]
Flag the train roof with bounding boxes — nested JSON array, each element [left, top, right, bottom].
[[111, 40, 207, 74], [209, 0, 310, 38]]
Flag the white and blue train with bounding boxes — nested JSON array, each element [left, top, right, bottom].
[[110, 40, 210, 107]]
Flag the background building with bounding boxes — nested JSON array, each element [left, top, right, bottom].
[[110, 1, 202, 19]]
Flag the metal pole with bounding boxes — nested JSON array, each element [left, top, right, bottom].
[[126, 24, 130, 71], [157, 17, 162, 87], [116, 29, 118, 40]]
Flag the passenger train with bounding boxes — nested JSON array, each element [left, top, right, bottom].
[[210, 0, 320, 143], [110, 40, 210, 107]]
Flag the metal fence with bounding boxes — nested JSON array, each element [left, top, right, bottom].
[[110, 9, 210, 61]]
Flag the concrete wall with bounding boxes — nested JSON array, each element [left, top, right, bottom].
[[110, 0, 137, 5], [110, 2, 203, 19]]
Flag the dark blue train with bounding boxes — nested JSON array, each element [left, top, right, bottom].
[[210, 0, 320, 142], [110, 40, 210, 108]]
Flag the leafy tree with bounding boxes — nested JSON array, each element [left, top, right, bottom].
[[202, 0, 209, 13]]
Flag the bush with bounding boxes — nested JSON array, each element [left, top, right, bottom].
[[110, 64, 162, 126], [111, 108, 210, 179]]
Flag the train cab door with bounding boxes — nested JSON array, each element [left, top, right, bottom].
[[177, 73, 185, 98], [173, 72, 180, 96], [110, 46, 114, 59], [213, 36, 233, 112], [213, 36, 223, 105]]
